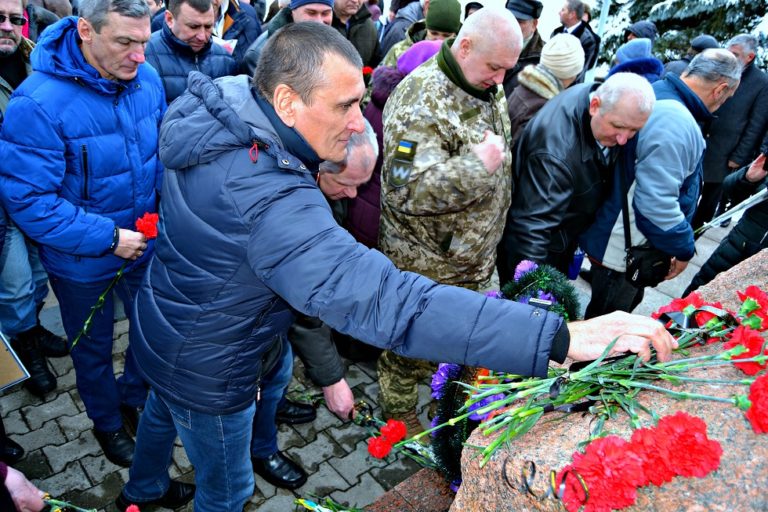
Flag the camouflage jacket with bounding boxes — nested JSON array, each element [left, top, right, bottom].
[[379, 20, 426, 68], [380, 56, 512, 288]]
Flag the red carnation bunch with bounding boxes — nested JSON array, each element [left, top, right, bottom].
[[135, 212, 159, 239], [557, 412, 722, 512], [737, 285, 768, 331], [126, 505, 141, 512], [362, 66, 374, 76], [745, 373, 768, 434], [366, 419, 407, 459], [723, 325, 768, 375], [651, 292, 726, 341]]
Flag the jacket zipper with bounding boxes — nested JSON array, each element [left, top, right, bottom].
[[80, 144, 89, 201]]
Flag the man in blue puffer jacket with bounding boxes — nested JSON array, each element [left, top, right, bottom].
[[145, 0, 237, 104], [0, 0, 166, 469], [115, 22, 676, 512]]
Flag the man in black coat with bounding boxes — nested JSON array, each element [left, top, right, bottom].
[[691, 34, 768, 232], [502, 0, 544, 96], [551, 0, 599, 83], [145, 0, 237, 103]]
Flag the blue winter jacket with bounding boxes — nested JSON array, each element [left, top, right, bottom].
[[146, 23, 237, 104], [580, 74, 711, 269], [0, 17, 166, 283], [131, 72, 568, 415]]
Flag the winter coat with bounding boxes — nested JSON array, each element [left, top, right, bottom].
[[380, 1, 423, 56], [551, 22, 600, 81], [0, 17, 165, 283], [146, 24, 237, 104], [663, 57, 690, 78], [332, 3, 381, 68], [497, 83, 618, 284], [701, 61, 768, 183], [346, 65, 404, 248], [0, 38, 33, 114], [607, 56, 664, 83], [579, 74, 711, 270], [507, 64, 563, 146], [380, 51, 512, 288], [29, 0, 71, 19], [131, 71, 568, 414], [379, 19, 426, 68], [25, 3, 58, 42], [503, 30, 544, 97], [242, 7, 292, 76]]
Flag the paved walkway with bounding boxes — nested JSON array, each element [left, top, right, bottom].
[[0, 222, 733, 511]]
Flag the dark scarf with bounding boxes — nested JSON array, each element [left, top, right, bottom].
[[0, 48, 27, 90], [437, 38, 495, 102]]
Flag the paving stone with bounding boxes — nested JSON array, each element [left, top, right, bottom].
[[369, 455, 423, 491], [287, 431, 345, 473], [359, 381, 381, 406], [80, 452, 126, 484], [13, 449, 51, 480], [55, 368, 78, 391], [49, 354, 75, 377], [246, 490, 298, 512], [44, 431, 103, 472], [344, 363, 374, 389], [277, 423, 307, 451], [302, 460, 350, 497], [291, 407, 344, 444], [113, 319, 130, 343], [58, 410, 91, 441], [3, 408, 28, 435], [330, 471, 387, 509], [37, 460, 91, 496], [173, 443, 192, 472], [355, 360, 378, 381], [332, 439, 389, 486], [15, 419, 65, 452], [325, 420, 370, 454], [23, 392, 79, 429], [0, 386, 44, 412], [54, 470, 126, 511], [252, 472, 278, 500]]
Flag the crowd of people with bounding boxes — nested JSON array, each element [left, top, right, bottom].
[[0, 0, 765, 510]]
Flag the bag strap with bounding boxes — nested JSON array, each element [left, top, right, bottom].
[[619, 138, 640, 253]]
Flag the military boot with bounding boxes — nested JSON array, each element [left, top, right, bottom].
[[10, 329, 56, 397]]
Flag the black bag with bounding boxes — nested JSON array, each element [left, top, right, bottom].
[[625, 243, 669, 288]]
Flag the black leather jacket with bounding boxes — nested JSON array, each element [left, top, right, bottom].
[[497, 83, 617, 284]]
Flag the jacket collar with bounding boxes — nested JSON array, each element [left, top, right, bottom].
[[654, 73, 713, 125], [161, 22, 212, 57]]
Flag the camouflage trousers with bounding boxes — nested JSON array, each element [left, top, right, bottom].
[[377, 350, 436, 415]]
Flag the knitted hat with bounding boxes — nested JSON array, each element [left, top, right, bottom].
[[425, 0, 461, 34], [505, 0, 542, 20], [397, 39, 442, 75], [616, 38, 652, 63], [625, 20, 657, 44], [290, 0, 333, 10], [691, 34, 719, 52], [539, 33, 585, 80]]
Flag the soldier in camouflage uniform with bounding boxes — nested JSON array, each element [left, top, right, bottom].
[[377, 7, 522, 433]]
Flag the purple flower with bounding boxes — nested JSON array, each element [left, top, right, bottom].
[[430, 415, 440, 437], [468, 393, 505, 421], [450, 479, 462, 492], [431, 363, 459, 399], [537, 290, 556, 303], [484, 290, 503, 299], [514, 260, 538, 281]]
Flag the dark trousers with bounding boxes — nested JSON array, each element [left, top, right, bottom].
[[584, 264, 645, 319], [691, 181, 724, 233]]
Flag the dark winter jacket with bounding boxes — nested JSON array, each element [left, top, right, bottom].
[[380, 0, 422, 56], [146, 23, 237, 104], [701, 61, 768, 183], [132, 71, 568, 414], [552, 21, 600, 74], [242, 7, 293, 76], [663, 57, 690, 78], [29, 0, 71, 19], [503, 30, 544, 97], [0, 17, 165, 283], [506, 65, 563, 146], [607, 56, 664, 83], [497, 83, 617, 283], [332, 3, 381, 67], [25, 3, 59, 42]]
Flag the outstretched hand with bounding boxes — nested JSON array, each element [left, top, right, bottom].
[[5, 466, 45, 512], [322, 378, 355, 420], [567, 311, 678, 363]]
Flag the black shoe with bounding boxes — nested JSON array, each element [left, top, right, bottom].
[[275, 399, 316, 425], [0, 438, 25, 465], [120, 404, 143, 438], [11, 331, 56, 397], [252, 451, 307, 489], [115, 480, 196, 512], [719, 217, 731, 228], [94, 427, 135, 467], [32, 324, 69, 358]]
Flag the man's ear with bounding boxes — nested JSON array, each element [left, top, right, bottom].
[[77, 17, 93, 44], [458, 36, 471, 59], [712, 81, 730, 101], [164, 9, 174, 29], [588, 96, 601, 117], [272, 84, 299, 127]]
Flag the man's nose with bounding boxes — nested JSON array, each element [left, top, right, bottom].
[[345, 187, 357, 199], [130, 50, 146, 64], [616, 132, 629, 146]]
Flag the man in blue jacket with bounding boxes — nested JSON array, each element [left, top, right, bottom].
[[0, 0, 166, 469], [580, 49, 742, 318], [145, 0, 237, 104], [115, 22, 675, 512]]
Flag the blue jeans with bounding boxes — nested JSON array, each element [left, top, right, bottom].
[[0, 219, 49, 336], [49, 266, 148, 431], [125, 341, 294, 511]]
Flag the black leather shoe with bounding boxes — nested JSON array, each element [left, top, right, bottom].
[[94, 427, 135, 467], [252, 451, 307, 489], [275, 399, 316, 425], [115, 480, 196, 511], [0, 438, 25, 465], [11, 332, 56, 397], [120, 404, 143, 438], [32, 324, 69, 358]]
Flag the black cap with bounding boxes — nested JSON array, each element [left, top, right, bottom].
[[691, 34, 719, 52], [505, 0, 543, 20]]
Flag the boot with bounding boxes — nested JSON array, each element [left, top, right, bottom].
[[10, 329, 56, 397], [35, 303, 69, 357]]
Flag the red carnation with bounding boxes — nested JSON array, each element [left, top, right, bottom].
[[367, 436, 392, 459], [380, 419, 407, 444], [135, 212, 159, 239], [557, 435, 645, 512], [126, 506, 141, 512], [653, 412, 722, 479], [651, 292, 724, 333], [630, 426, 676, 486], [362, 66, 374, 76], [746, 373, 768, 434], [737, 286, 768, 331], [723, 325, 768, 375]]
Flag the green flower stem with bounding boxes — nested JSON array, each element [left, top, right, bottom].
[[614, 379, 737, 404], [44, 498, 97, 512], [658, 375, 755, 386], [70, 261, 127, 350]]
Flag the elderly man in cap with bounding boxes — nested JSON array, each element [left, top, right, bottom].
[[502, 0, 543, 96]]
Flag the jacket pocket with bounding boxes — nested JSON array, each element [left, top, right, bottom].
[[80, 144, 90, 201]]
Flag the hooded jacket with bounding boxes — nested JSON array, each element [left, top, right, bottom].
[[146, 23, 237, 104], [0, 17, 165, 283], [131, 71, 567, 414], [380, 0, 423, 55]]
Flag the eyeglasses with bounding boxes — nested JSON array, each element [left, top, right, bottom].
[[0, 14, 27, 26]]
